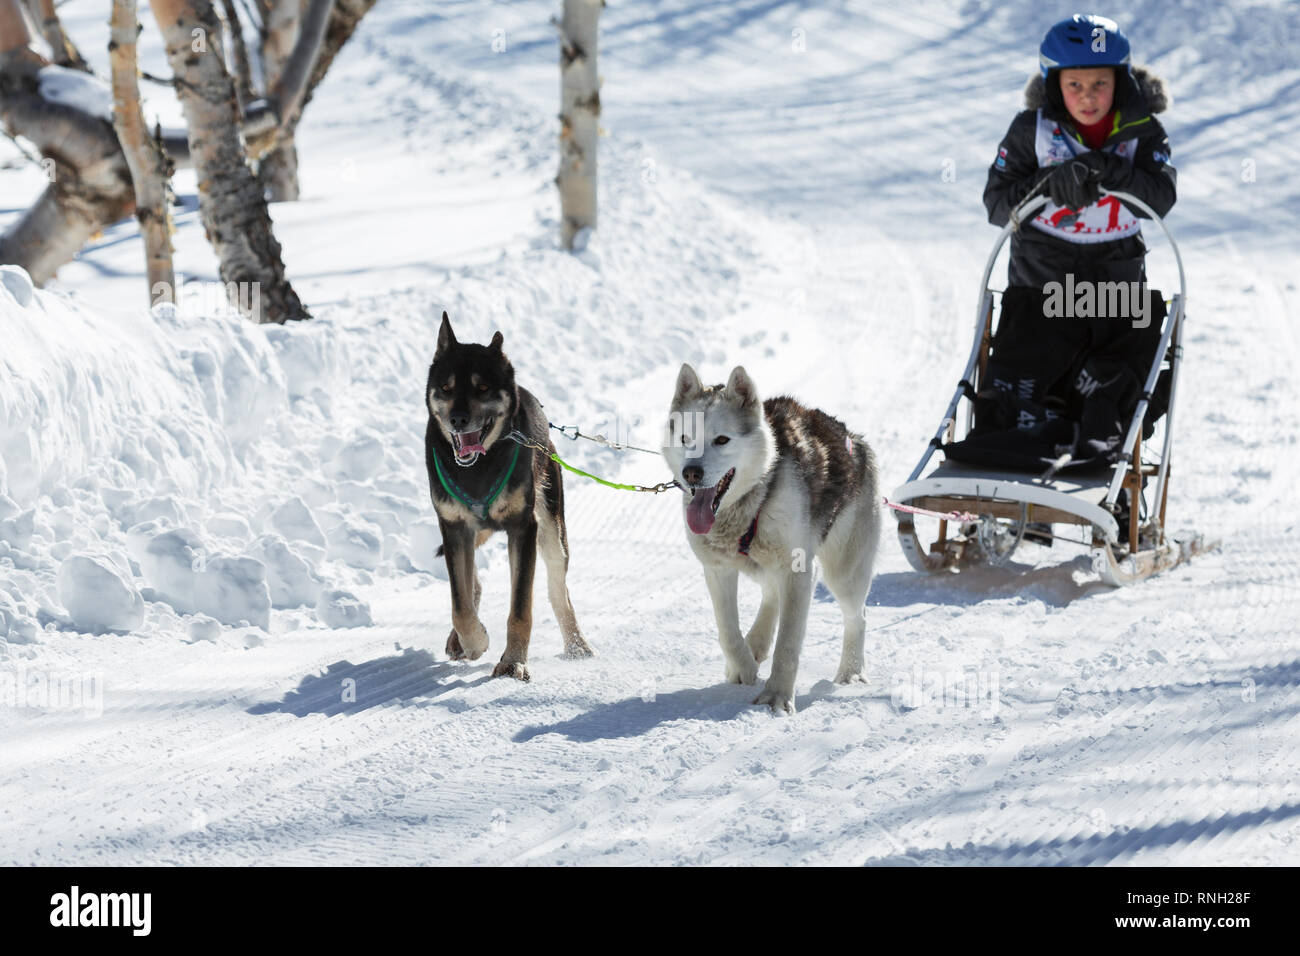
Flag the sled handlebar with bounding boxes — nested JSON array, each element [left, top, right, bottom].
[[981, 189, 1186, 319]]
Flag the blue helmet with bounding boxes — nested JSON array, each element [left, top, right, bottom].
[[1039, 15, 1131, 78]]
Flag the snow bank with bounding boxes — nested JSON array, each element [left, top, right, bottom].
[[1, 264, 34, 307], [0, 263, 458, 643], [1, 277, 298, 639], [37, 66, 114, 123], [249, 534, 324, 610], [326, 520, 382, 571], [57, 554, 145, 634], [315, 589, 372, 629], [262, 319, 347, 402], [270, 497, 326, 548], [0, 274, 283, 509], [405, 519, 444, 574], [0, 588, 38, 644], [126, 525, 271, 630]]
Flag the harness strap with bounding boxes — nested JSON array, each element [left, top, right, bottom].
[[431, 439, 522, 519], [882, 496, 979, 525]]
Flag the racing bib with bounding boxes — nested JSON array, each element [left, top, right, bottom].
[[1031, 110, 1142, 245]]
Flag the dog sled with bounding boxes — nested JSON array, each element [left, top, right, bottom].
[[891, 189, 1212, 586]]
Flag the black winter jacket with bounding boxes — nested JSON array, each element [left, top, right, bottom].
[[983, 67, 1177, 287]]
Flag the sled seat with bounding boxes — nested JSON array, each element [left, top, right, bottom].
[[893, 458, 1120, 543]]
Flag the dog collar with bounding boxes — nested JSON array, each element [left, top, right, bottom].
[[431, 440, 522, 519]]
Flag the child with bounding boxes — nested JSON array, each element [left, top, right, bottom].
[[985, 13, 1176, 287], [954, 14, 1177, 473]]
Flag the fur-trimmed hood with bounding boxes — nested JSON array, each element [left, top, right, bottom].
[[1024, 65, 1170, 115]]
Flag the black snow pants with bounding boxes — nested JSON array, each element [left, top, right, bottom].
[[944, 285, 1169, 471]]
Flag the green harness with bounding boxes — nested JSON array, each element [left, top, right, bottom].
[[431, 439, 522, 519]]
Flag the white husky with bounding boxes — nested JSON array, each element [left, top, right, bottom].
[[663, 364, 881, 715]]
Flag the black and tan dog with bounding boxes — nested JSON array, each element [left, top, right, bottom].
[[425, 313, 593, 680]]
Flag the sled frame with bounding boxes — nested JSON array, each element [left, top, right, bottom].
[[893, 190, 1205, 585]]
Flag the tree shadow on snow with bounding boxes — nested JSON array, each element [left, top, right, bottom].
[[247, 648, 491, 718], [862, 800, 1300, 867]]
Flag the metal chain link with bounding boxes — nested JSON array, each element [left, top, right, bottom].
[[506, 430, 681, 494], [548, 421, 662, 456]]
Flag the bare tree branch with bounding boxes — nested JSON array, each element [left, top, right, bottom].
[[26, 0, 91, 72], [218, 0, 253, 109]]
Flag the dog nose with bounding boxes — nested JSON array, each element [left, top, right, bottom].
[[449, 411, 469, 431], [682, 464, 704, 486]]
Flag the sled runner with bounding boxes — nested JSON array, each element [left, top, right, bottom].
[[891, 189, 1212, 586]]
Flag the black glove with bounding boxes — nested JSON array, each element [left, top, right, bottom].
[[1074, 149, 1129, 188], [1048, 158, 1102, 210]]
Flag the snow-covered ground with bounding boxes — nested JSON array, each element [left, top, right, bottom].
[[1, 0, 1298, 865]]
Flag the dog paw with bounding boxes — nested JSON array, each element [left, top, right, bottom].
[[834, 668, 868, 685], [753, 684, 796, 715], [491, 659, 531, 682], [562, 635, 595, 659], [746, 632, 774, 664], [446, 626, 489, 661], [724, 652, 759, 685]]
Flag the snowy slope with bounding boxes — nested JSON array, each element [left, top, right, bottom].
[[1, 0, 1298, 865]]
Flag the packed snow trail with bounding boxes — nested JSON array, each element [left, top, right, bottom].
[[2, 0, 1298, 864]]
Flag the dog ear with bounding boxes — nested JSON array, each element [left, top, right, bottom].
[[726, 366, 760, 410], [436, 311, 456, 358], [674, 363, 703, 402], [489, 331, 504, 353]]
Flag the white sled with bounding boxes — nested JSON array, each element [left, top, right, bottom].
[[892, 189, 1213, 586]]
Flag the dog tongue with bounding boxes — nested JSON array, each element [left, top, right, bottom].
[[686, 487, 717, 534], [456, 430, 485, 457]]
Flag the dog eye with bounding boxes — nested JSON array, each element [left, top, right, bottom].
[[714, 436, 730, 445], [441, 383, 452, 393], [477, 384, 488, 393]]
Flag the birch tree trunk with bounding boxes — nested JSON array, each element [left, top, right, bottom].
[[148, 0, 307, 322], [110, 0, 175, 305], [556, 0, 601, 250], [0, 0, 135, 285]]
